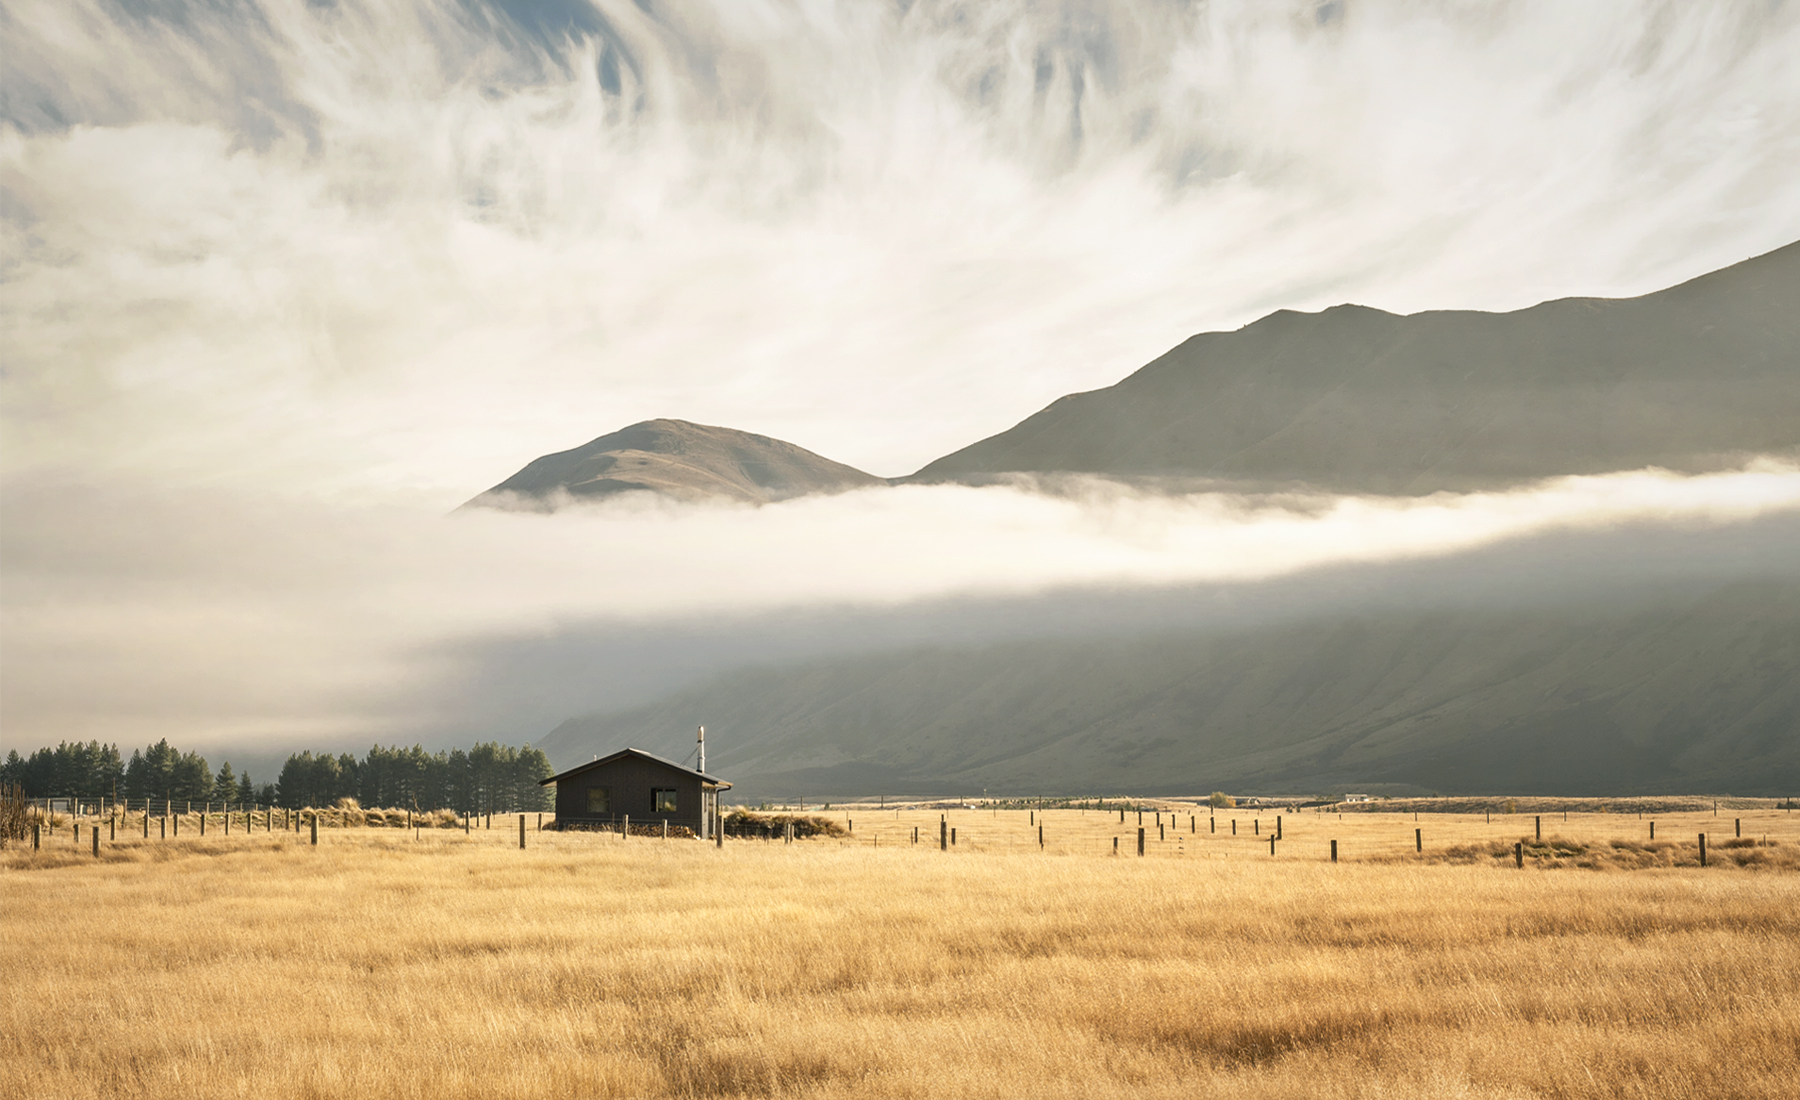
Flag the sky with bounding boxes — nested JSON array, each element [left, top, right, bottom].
[[4, 0, 1800, 759]]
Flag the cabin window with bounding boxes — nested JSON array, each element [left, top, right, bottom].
[[587, 787, 611, 813], [652, 788, 678, 813]]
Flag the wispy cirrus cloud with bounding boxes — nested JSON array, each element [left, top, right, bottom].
[[4, 0, 1797, 492]]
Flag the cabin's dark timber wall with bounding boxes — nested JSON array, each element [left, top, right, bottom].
[[550, 754, 720, 836]]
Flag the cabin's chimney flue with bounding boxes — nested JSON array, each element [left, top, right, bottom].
[[697, 726, 705, 773]]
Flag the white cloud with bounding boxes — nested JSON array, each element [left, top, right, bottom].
[[3, 0, 1797, 494]]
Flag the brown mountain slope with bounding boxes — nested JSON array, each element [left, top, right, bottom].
[[909, 240, 1800, 493], [464, 419, 883, 509]]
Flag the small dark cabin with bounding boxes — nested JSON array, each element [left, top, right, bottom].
[[541, 748, 731, 838]]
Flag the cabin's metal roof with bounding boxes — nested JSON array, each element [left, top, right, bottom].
[[539, 746, 732, 789]]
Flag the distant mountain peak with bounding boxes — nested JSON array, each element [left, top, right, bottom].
[[907, 240, 1800, 494], [468, 241, 1799, 508], [464, 419, 883, 510]]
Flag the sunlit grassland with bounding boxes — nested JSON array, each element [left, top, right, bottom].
[[4, 805, 1798, 1099]]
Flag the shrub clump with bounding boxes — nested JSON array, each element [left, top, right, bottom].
[[722, 810, 847, 840]]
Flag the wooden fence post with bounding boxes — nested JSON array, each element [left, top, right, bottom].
[[310, 813, 318, 846], [110, 816, 116, 840], [200, 812, 206, 837], [1699, 834, 1707, 867], [1269, 836, 1275, 856], [622, 814, 629, 839], [1276, 816, 1282, 840], [1330, 839, 1338, 862], [33, 823, 40, 850], [1535, 815, 1540, 840], [940, 817, 947, 851], [92, 827, 99, 858], [160, 816, 166, 839], [1159, 823, 1164, 841], [1231, 820, 1236, 835], [1038, 824, 1044, 849], [1210, 816, 1215, 833], [1137, 827, 1145, 855], [520, 815, 526, 850], [951, 827, 957, 846], [1735, 818, 1741, 838], [1515, 842, 1523, 868], [1650, 821, 1655, 839], [1415, 828, 1422, 853]]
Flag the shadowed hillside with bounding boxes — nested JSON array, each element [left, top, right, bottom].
[[541, 580, 1800, 798], [465, 419, 883, 509], [910, 241, 1800, 493]]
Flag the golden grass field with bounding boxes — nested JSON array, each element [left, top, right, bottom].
[[4, 802, 1798, 1099]]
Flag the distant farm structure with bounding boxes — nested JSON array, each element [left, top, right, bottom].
[[540, 747, 731, 839]]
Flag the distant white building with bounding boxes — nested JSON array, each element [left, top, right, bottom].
[[1343, 793, 1373, 803]]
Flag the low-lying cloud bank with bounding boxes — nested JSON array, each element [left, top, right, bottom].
[[4, 464, 1798, 754]]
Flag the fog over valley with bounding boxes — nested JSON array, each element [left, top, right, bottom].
[[4, 0, 1798, 796]]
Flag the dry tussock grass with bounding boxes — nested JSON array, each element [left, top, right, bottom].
[[3, 807, 1797, 1099], [1335, 795, 1781, 815], [1430, 835, 1800, 871]]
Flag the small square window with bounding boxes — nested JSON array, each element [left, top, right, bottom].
[[587, 787, 611, 813], [652, 788, 678, 813]]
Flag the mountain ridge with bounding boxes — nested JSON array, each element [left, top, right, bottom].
[[907, 239, 1800, 492], [464, 418, 882, 510], [470, 240, 1800, 505]]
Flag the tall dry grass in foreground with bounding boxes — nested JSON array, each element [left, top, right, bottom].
[[3, 809, 1798, 1099]]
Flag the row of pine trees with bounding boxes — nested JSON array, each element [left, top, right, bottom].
[[0, 739, 555, 813]]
